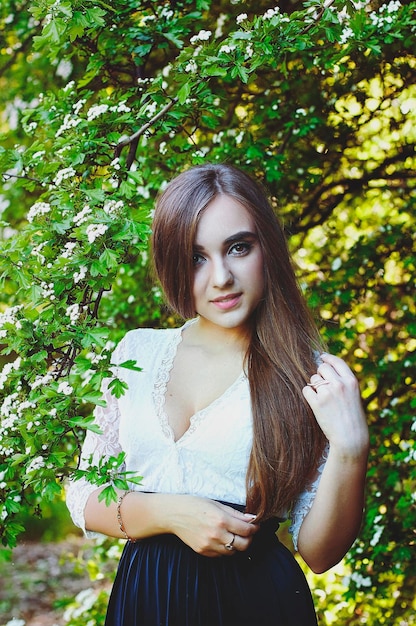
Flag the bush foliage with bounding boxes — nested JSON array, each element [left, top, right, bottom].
[[0, 1, 415, 623]]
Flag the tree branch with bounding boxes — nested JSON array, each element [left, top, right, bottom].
[[294, 144, 416, 233], [114, 96, 179, 167], [301, 0, 336, 35]]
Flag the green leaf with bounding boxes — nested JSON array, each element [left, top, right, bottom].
[[59, 2, 73, 19], [98, 484, 117, 506], [119, 360, 143, 372], [84, 7, 107, 28], [90, 259, 107, 277], [67, 415, 102, 434], [99, 248, 119, 270], [177, 81, 191, 105], [43, 20, 63, 44], [108, 378, 129, 398], [128, 476, 143, 486], [83, 188, 106, 202]]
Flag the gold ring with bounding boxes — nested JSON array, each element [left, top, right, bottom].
[[307, 380, 330, 389], [224, 533, 236, 551]]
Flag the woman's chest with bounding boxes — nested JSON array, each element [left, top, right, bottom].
[[118, 354, 251, 448], [163, 346, 245, 441]]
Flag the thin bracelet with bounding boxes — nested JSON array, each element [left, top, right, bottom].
[[116, 490, 137, 542]]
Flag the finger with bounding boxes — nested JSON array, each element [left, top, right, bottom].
[[309, 374, 329, 385], [220, 505, 259, 537], [320, 353, 356, 378], [317, 358, 343, 377], [224, 533, 253, 554], [222, 504, 256, 522], [303, 385, 323, 403]]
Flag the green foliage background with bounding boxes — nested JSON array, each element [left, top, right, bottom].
[[0, 0, 415, 624]]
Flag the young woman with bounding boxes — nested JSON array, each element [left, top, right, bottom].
[[66, 164, 369, 625]]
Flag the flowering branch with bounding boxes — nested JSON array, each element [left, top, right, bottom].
[[114, 96, 179, 168], [302, 0, 337, 34]]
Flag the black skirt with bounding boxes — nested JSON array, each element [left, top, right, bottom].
[[105, 510, 317, 626]]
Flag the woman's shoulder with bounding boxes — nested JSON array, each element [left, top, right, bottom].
[[113, 323, 184, 361]]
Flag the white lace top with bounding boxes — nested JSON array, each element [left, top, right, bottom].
[[66, 322, 327, 550]]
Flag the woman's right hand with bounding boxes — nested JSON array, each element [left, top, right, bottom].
[[164, 495, 259, 557], [85, 490, 259, 556]]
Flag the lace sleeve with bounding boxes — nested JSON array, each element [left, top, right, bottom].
[[289, 444, 329, 551], [66, 342, 125, 538]]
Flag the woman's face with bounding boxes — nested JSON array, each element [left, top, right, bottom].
[[192, 194, 264, 333]]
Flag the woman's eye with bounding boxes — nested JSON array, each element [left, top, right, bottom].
[[229, 242, 251, 255], [192, 253, 204, 266]]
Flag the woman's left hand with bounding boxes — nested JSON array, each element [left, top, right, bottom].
[[302, 353, 369, 457]]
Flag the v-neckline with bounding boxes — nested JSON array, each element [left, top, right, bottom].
[[153, 322, 246, 444]]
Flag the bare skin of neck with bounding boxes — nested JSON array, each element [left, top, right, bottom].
[[164, 318, 250, 441]]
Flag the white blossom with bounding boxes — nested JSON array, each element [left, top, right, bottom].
[[73, 204, 92, 226], [40, 281, 55, 299], [385, 0, 401, 11], [86, 103, 109, 121], [263, 7, 280, 20], [236, 13, 248, 24], [66, 303, 81, 323], [86, 223, 108, 243], [370, 515, 384, 547], [190, 30, 212, 44], [245, 44, 254, 59], [57, 381, 73, 395], [27, 201, 51, 222], [160, 6, 174, 19], [339, 26, 354, 44], [1, 392, 19, 417], [30, 372, 53, 390], [32, 150, 45, 160], [369, 1, 401, 27], [215, 13, 227, 38], [109, 100, 131, 114], [219, 44, 236, 54], [73, 266, 88, 284], [145, 101, 157, 117], [0, 305, 23, 329], [63, 588, 98, 621], [103, 199, 123, 215], [63, 80, 75, 93], [56, 112, 82, 137], [61, 241, 77, 259], [73, 98, 86, 115], [185, 59, 197, 73], [349, 571, 372, 588], [0, 357, 22, 390], [27, 455, 45, 473], [54, 167, 76, 186], [56, 58, 73, 80]]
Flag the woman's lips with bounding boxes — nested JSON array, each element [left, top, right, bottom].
[[211, 293, 242, 310]]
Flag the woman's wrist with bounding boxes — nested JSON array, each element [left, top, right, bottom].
[[116, 491, 180, 540], [327, 437, 369, 464]]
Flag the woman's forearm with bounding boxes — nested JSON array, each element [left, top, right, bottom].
[[84, 489, 260, 556], [297, 442, 369, 573], [85, 489, 183, 539]]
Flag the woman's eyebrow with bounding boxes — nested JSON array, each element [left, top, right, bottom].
[[224, 230, 258, 245], [193, 231, 258, 252]]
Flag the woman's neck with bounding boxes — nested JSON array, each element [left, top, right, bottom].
[[184, 316, 251, 356]]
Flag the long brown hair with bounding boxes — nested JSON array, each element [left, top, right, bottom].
[[152, 164, 327, 520]]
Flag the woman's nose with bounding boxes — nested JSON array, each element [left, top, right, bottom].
[[212, 258, 233, 287]]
